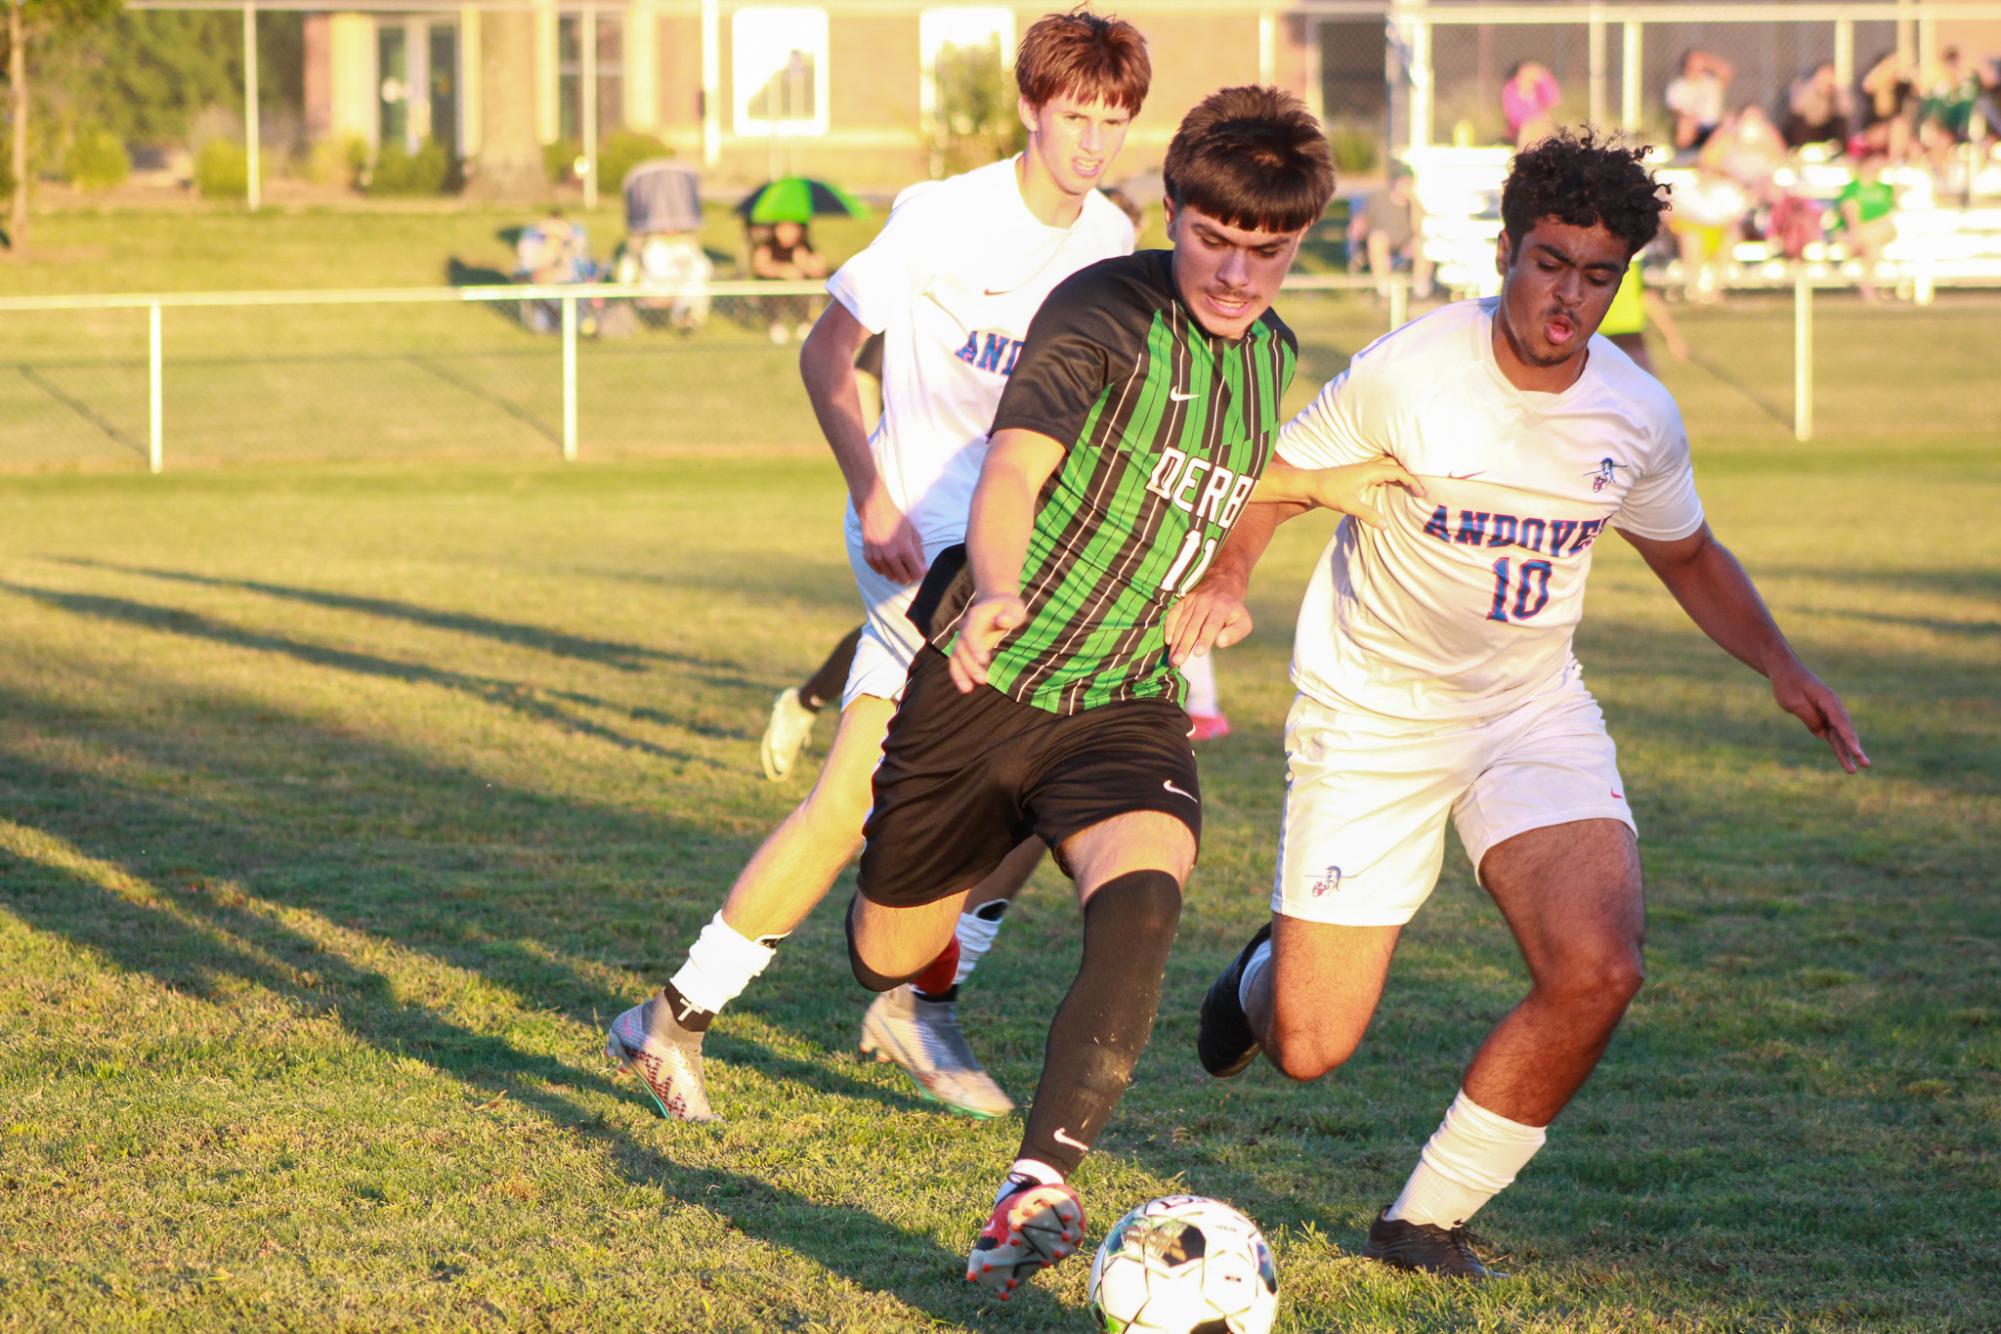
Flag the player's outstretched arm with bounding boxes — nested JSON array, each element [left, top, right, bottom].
[[800, 302, 924, 583], [1250, 455, 1426, 529], [951, 428, 1067, 694], [1165, 500, 1303, 665], [1620, 522, 1871, 773]]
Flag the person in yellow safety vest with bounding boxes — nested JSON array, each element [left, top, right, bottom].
[[1599, 260, 1689, 376]]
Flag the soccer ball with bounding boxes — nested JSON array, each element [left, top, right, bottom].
[[1087, 1195, 1279, 1334]]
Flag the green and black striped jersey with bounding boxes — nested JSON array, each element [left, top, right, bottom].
[[932, 249, 1298, 715]]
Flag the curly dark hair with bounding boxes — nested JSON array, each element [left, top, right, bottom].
[[1500, 129, 1671, 259]]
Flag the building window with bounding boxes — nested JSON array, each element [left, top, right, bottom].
[[732, 7, 828, 137], [559, 14, 626, 144], [377, 24, 408, 149]]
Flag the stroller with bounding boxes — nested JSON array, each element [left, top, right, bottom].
[[613, 161, 713, 334]]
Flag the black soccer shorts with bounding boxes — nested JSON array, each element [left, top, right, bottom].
[[857, 646, 1202, 909]]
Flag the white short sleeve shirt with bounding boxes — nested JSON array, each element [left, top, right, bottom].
[[827, 158, 1135, 552], [1278, 298, 1705, 723]]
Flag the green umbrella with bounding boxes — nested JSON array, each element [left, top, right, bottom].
[[735, 177, 869, 225]]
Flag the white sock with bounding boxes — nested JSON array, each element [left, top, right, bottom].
[[1387, 1089, 1547, 1228], [666, 911, 778, 1016], [953, 902, 1008, 986], [1184, 651, 1221, 717], [999, 1157, 1064, 1201], [1237, 936, 1274, 1014]]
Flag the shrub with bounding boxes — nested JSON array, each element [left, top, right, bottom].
[[65, 126, 131, 191], [544, 138, 583, 185], [303, 135, 369, 188], [194, 138, 248, 198], [369, 138, 452, 196], [1327, 120, 1381, 177], [597, 129, 671, 192]]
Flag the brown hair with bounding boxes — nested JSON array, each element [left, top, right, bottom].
[[1163, 86, 1335, 234], [1015, 10, 1151, 115]]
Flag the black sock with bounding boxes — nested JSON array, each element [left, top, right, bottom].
[[972, 898, 1009, 923], [1018, 870, 1182, 1177], [657, 981, 714, 1033], [799, 626, 864, 712]]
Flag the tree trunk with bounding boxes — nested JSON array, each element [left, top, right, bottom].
[[465, 12, 543, 201], [7, 0, 27, 252]]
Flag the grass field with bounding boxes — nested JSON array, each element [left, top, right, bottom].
[[1, 212, 1998, 1330]]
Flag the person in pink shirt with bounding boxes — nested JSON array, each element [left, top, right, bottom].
[[1502, 61, 1561, 146]]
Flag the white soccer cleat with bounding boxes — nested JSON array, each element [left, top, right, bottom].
[[605, 996, 719, 1123], [758, 687, 818, 782], [859, 985, 1015, 1119]]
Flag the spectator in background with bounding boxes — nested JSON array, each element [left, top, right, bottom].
[[1349, 164, 1435, 301], [615, 229, 713, 334], [1831, 151, 1898, 302], [1599, 259, 1689, 377], [1702, 105, 1789, 193], [1667, 164, 1749, 302], [1784, 62, 1856, 149], [1666, 49, 1735, 152], [1502, 61, 1561, 147], [748, 219, 829, 343], [1859, 50, 1919, 161], [1918, 47, 1988, 165]]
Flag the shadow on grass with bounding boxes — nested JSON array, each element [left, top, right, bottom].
[[0, 580, 753, 766], [0, 672, 1048, 1326], [48, 557, 692, 674]]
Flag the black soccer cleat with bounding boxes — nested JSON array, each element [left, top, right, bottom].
[[1196, 922, 1272, 1078], [1361, 1209, 1506, 1279]]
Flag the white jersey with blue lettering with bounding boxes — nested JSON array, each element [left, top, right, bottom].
[[827, 157, 1134, 551], [1276, 297, 1705, 724]]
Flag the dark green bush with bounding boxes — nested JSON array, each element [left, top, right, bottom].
[[597, 129, 672, 192], [369, 138, 452, 196]]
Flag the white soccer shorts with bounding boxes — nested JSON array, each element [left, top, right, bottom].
[[841, 528, 935, 709], [1272, 672, 1635, 927]]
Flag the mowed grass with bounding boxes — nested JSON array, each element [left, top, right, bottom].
[[0, 279, 1996, 1329]]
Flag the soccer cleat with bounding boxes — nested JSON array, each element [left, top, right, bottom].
[[604, 994, 718, 1123], [1362, 1209, 1506, 1279], [1196, 922, 1272, 1078], [859, 985, 1014, 1118], [1188, 711, 1233, 743], [966, 1180, 1085, 1298], [758, 687, 818, 781]]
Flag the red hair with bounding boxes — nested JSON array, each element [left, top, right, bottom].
[[1015, 10, 1150, 115]]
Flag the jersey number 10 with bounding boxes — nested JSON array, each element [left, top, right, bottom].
[[1488, 556, 1552, 622]]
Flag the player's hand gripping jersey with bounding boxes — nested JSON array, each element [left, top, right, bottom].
[[925, 251, 1299, 714], [827, 160, 1135, 553], [1279, 298, 1705, 722]]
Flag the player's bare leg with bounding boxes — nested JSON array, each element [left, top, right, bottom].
[[1462, 818, 1645, 1124], [1369, 818, 1642, 1277], [1248, 918, 1401, 1079], [610, 696, 1021, 1121], [960, 811, 1194, 1297], [857, 837, 1041, 1117]]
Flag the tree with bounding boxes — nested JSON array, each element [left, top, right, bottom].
[[465, 12, 542, 200], [3, 0, 118, 253]]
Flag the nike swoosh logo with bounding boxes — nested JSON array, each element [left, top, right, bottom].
[[1448, 471, 1487, 480], [982, 287, 1011, 297], [1163, 779, 1197, 802], [1052, 1126, 1089, 1152], [1168, 390, 1198, 402]]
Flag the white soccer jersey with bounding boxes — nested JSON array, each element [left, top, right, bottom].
[[1277, 297, 1705, 723], [826, 157, 1135, 551]]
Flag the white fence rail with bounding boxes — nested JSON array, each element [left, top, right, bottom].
[[8, 272, 1994, 474]]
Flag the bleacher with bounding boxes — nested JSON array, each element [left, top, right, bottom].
[[1398, 146, 2001, 300]]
